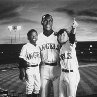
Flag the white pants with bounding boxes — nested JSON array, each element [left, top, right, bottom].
[[59, 70, 80, 97], [40, 64, 61, 97], [26, 67, 40, 94]]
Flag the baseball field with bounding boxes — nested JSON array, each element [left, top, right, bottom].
[[0, 62, 97, 97]]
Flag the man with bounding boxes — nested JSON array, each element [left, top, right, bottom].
[[19, 29, 41, 97], [37, 14, 61, 97], [56, 19, 80, 97]]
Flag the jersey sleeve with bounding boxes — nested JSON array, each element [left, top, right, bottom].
[[19, 45, 27, 60], [69, 33, 76, 44]]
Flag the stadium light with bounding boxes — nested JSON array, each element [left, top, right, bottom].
[[81, 52, 83, 54], [90, 45, 92, 48], [89, 44, 92, 51], [8, 25, 22, 44]]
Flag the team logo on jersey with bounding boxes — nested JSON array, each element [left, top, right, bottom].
[[60, 52, 72, 60], [26, 52, 40, 60], [40, 43, 59, 51]]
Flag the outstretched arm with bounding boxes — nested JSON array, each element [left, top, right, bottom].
[[70, 18, 78, 34], [69, 18, 78, 44]]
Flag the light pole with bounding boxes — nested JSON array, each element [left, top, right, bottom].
[[17, 26, 22, 42], [8, 25, 22, 44], [8, 26, 13, 44]]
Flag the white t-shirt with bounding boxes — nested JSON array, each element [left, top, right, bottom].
[[37, 33, 60, 63], [19, 43, 41, 66]]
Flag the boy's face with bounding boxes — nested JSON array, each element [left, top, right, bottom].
[[57, 31, 69, 44], [29, 31, 38, 44]]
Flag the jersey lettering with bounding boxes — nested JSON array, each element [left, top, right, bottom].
[[40, 43, 58, 51], [26, 52, 40, 60], [60, 52, 72, 60]]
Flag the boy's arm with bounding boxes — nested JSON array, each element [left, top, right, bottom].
[[69, 28, 76, 44], [19, 58, 30, 68], [19, 45, 30, 68], [69, 18, 78, 44], [71, 18, 78, 34]]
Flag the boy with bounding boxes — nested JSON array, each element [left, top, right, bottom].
[[19, 29, 41, 97], [56, 19, 80, 97]]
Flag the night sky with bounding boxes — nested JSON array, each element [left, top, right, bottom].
[[0, 0, 97, 44]]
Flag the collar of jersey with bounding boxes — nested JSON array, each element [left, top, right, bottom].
[[43, 32, 55, 38]]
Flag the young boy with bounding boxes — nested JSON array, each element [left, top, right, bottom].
[[19, 29, 41, 97], [56, 19, 80, 97]]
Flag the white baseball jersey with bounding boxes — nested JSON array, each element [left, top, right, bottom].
[[37, 32, 61, 97], [60, 40, 79, 71], [37, 32, 59, 63], [59, 40, 80, 97], [19, 43, 41, 94], [19, 43, 41, 66]]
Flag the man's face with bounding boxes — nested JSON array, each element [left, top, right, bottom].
[[57, 32, 69, 44], [29, 31, 38, 44], [42, 16, 53, 31]]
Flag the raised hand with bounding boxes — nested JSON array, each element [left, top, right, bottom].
[[72, 18, 79, 28]]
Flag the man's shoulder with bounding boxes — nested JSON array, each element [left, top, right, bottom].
[[53, 32, 57, 37], [24, 43, 30, 46], [22, 43, 31, 48], [38, 32, 43, 37]]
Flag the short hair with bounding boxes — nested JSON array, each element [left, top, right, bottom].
[[56, 29, 69, 36], [27, 29, 37, 38], [41, 14, 53, 25]]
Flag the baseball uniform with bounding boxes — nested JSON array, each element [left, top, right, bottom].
[[19, 42, 41, 95], [59, 33, 80, 97], [37, 32, 61, 97]]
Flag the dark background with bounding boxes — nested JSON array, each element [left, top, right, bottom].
[[0, 41, 97, 64]]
